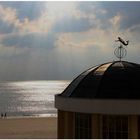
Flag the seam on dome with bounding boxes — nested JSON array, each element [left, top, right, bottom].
[[68, 62, 114, 97], [94, 61, 117, 98], [61, 62, 113, 97], [61, 65, 99, 97]]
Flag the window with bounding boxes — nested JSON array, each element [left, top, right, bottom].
[[102, 115, 128, 139], [75, 113, 91, 139]]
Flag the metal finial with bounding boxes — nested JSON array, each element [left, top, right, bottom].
[[114, 37, 129, 61]]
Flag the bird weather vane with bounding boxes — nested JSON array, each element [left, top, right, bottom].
[[114, 37, 129, 61]]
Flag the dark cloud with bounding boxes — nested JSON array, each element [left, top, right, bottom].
[[78, 2, 140, 30], [1, 32, 56, 49], [0, 20, 16, 34], [0, 1, 46, 21], [99, 2, 140, 30]]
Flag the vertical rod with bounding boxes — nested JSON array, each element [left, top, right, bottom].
[[120, 46, 121, 61]]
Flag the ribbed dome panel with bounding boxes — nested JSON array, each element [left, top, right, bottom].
[[61, 61, 140, 99]]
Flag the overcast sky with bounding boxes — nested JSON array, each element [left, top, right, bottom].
[[0, 1, 140, 81]]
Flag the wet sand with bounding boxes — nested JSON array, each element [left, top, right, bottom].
[[0, 117, 57, 139]]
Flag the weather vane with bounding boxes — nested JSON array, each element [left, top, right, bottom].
[[114, 37, 129, 61]]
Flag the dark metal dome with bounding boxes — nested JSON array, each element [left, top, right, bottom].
[[61, 61, 140, 99]]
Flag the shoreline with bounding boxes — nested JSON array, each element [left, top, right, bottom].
[[0, 113, 57, 119], [0, 117, 57, 139]]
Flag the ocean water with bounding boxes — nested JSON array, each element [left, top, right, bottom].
[[0, 81, 70, 118]]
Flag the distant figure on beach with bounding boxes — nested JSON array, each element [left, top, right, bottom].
[[1, 113, 3, 118], [1, 113, 7, 118], [4, 113, 6, 118]]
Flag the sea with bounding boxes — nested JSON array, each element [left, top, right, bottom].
[[0, 80, 70, 118]]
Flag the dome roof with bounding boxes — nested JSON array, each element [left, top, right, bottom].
[[61, 61, 140, 99]]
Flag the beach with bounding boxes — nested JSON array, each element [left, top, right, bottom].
[[0, 117, 57, 139]]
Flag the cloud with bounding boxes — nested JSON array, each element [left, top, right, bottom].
[[0, 20, 16, 34], [16, 13, 51, 33], [45, 1, 100, 33], [55, 28, 114, 53], [1, 1, 140, 34], [77, 2, 111, 29], [0, 1, 139, 81], [77, 2, 140, 31], [129, 25, 140, 33], [0, 5, 18, 29], [52, 17, 92, 33], [1, 32, 56, 49], [0, 4, 51, 34], [0, 2, 46, 21], [97, 2, 140, 30]]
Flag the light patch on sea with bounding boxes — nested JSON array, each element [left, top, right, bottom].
[[0, 81, 70, 118]]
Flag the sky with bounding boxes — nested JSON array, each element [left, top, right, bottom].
[[0, 1, 140, 81]]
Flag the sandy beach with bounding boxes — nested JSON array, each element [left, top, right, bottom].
[[0, 117, 57, 139]]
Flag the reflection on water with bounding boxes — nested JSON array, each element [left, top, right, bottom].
[[0, 81, 70, 117]]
